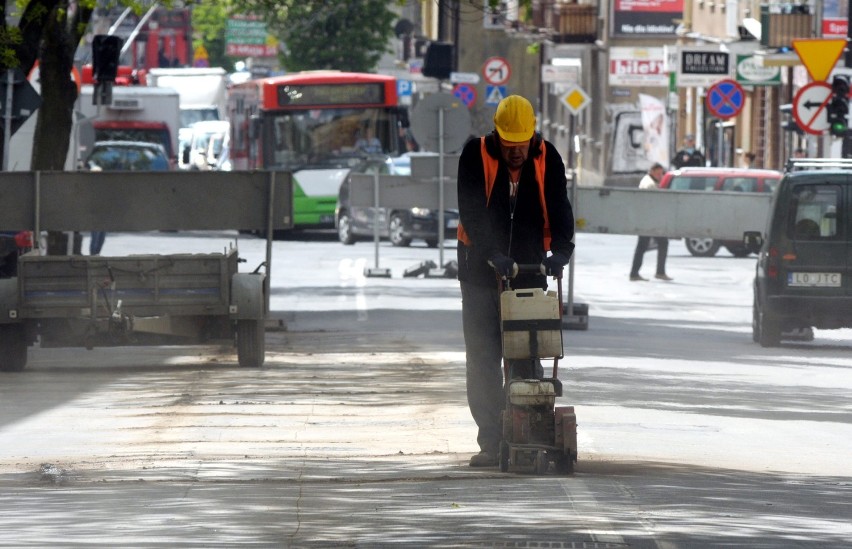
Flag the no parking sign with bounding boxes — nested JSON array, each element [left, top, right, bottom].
[[453, 83, 477, 108], [705, 79, 745, 120]]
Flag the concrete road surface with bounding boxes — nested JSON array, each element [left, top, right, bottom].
[[1, 232, 850, 548]]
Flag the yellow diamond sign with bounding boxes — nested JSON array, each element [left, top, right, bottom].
[[560, 85, 591, 115]]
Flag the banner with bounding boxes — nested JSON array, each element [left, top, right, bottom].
[[612, 0, 683, 36], [640, 94, 669, 167]]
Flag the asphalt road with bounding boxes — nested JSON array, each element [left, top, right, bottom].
[[0, 231, 850, 548]]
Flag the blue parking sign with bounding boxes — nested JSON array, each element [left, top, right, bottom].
[[397, 80, 413, 97]]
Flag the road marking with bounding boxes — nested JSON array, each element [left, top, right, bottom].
[[339, 257, 369, 320]]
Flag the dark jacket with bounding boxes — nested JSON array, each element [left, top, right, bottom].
[[456, 131, 575, 288], [671, 148, 706, 169]]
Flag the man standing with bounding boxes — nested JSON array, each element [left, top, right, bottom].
[[629, 163, 672, 282], [671, 134, 705, 169], [456, 95, 575, 467]]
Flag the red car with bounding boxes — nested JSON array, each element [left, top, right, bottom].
[[659, 167, 782, 257]]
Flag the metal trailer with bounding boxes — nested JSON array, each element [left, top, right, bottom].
[[0, 170, 292, 372]]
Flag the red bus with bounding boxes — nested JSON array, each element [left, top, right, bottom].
[[227, 71, 401, 228]]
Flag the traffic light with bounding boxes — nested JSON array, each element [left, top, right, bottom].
[[826, 75, 850, 137], [422, 42, 454, 80], [779, 103, 804, 134], [92, 35, 123, 83]]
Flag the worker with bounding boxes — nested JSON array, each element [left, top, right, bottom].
[[456, 95, 576, 467], [671, 134, 705, 169]]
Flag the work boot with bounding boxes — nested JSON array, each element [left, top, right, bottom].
[[469, 450, 498, 467], [629, 274, 647, 281], [655, 273, 673, 281]]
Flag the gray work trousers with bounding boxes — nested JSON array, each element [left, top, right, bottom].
[[460, 281, 543, 455]]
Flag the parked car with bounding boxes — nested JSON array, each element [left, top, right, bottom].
[[744, 158, 852, 347], [659, 167, 782, 257], [335, 152, 459, 247], [85, 140, 170, 171], [0, 231, 33, 278]]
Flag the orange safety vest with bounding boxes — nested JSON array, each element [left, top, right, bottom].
[[457, 136, 551, 250]]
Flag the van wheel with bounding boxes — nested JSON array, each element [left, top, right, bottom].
[[388, 214, 411, 247], [0, 325, 28, 372], [725, 245, 752, 258], [685, 238, 720, 257], [338, 212, 356, 245]]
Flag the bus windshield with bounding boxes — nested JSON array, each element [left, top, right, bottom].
[[265, 107, 398, 171]]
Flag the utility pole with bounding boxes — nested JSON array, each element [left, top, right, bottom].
[[844, 7, 852, 157]]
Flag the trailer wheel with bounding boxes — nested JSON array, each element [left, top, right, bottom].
[[237, 319, 265, 368], [0, 325, 28, 372], [534, 451, 549, 475], [557, 453, 575, 475]]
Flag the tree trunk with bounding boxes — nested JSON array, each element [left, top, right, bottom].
[[32, 6, 77, 171], [23, 2, 92, 255]]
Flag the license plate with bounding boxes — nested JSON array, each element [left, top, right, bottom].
[[787, 272, 842, 287], [446, 218, 459, 229]]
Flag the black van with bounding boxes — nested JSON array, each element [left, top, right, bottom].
[[745, 159, 852, 347]]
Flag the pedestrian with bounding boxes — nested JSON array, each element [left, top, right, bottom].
[[456, 95, 576, 467], [671, 134, 705, 169], [89, 232, 106, 255], [630, 163, 672, 282], [742, 151, 756, 169]]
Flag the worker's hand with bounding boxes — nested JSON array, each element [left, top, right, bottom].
[[540, 252, 570, 278], [488, 253, 518, 279]]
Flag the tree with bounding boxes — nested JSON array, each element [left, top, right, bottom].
[[231, 0, 396, 72], [190, 1, 236, 73], [1, 0, 92, 172]]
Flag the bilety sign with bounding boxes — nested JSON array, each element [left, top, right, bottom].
[[677, 47, 731, 88], [735, 54, 780, 86], [608, 47, 667, 87]]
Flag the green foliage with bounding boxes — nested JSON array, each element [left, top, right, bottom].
[[229, 0, 396, 72], [190, 1, 237, 72], [0, 27, 22, 68]]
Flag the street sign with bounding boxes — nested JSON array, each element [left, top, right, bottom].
[[792, 81, 832, 135], [541, 64, 579, 84], [397, 80, 413, 97], [792, 39, 846, 82], [560, 85, 591, 115], [450, 72, 480, 85], [485, 85, 506, 106], [0, 68, 42, 136], [705, 79, 745, 120], [482, 56, 511, 86], [735, 54, 780, 86], [677, 47, 731, 88], [410, 92, 472, 153], [452, 83, 477, 109]]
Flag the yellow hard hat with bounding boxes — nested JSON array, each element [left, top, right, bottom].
[[493, 95, 535, 143]]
